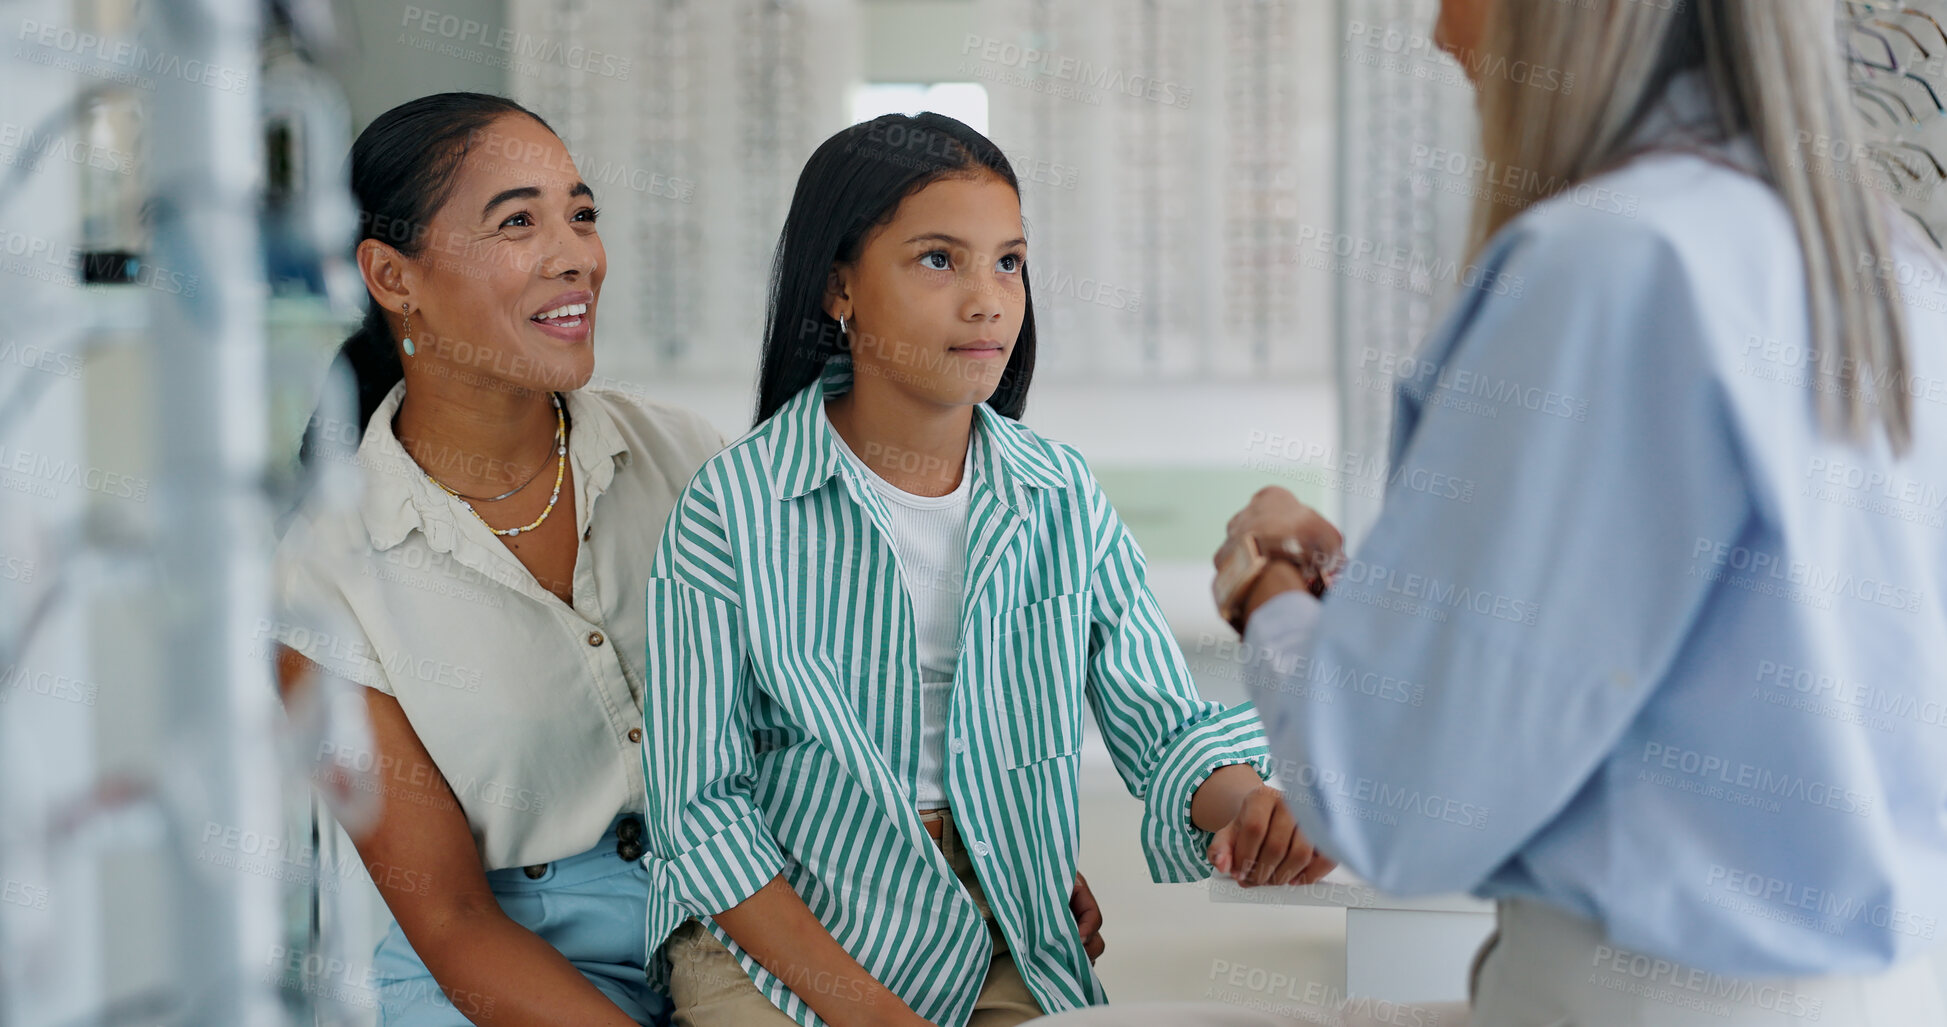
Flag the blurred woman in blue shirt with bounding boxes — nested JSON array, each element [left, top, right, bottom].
[[1049, 0, 1947, 1024]]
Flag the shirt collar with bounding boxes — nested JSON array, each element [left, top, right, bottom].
[[767, 355, 1068, 509], [356, 380, 630, 552]]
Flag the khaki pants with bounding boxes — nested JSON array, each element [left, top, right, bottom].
[[1469, 897, 1947, 1026], [1031, 897, 1947, 1027], [668, 809, 1042, 1027]]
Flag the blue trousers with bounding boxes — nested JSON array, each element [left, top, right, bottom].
[[371, 816, 671, 1026]]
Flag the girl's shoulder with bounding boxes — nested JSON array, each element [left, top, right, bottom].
[[977, 406, 1098, 491]]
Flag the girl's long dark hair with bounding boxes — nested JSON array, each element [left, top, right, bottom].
[[753, 113, 1037, 425], [298, 92, 556, 467]]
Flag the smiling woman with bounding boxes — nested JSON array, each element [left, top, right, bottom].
[[272, 92, 730, 1027]]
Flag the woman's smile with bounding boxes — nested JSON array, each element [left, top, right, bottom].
[[528, 288, 595, 343]]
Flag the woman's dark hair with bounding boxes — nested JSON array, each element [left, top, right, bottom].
[[753, 113, 1037, 425], [299, 92, 556, 466]]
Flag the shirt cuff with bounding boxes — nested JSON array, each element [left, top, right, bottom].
[[1242, 588, 1323, 655], [1140, 704, 1277, 884], [647, 808, 787, 919], [271, 624, 391, 694]]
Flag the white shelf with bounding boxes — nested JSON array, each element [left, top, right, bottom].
[[1209, 868, 1492, 915]]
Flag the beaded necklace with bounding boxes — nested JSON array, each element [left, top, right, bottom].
[[424, 392, 567, 538]]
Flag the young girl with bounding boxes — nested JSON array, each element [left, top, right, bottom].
[[640, 113, 1331, 1027]]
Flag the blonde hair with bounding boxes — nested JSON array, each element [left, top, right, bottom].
[[1471, 0, 1915, 452]]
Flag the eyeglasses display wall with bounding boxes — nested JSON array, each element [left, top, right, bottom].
[[1332, 0, 1477, 543], [508, 0, 859, 381], [506, 0, 1338, 390], [971, 0, 1336, 383]]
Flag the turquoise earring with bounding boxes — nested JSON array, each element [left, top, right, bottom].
[[401, 303, 415, 357]]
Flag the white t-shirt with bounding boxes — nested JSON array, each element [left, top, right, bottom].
[[827, 423, 970, 809]]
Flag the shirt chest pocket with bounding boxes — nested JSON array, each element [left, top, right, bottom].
[[986, 592, 1091, 769]]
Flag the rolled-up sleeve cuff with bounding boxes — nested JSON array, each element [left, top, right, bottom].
[[648, 809, 786, 919], [272, 625, 390, 694], [1140, 704, 1276, 883]]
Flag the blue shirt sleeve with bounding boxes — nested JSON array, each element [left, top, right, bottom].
[[1248, 210, 1754, 895]]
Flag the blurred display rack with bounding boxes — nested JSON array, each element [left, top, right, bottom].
[[1845, 0, 1947, 247], [80, 287, 355, 481], [1331, 0, 1476, 545]]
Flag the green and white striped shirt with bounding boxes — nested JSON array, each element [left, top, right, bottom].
[[640, 360, 1274, 1025]]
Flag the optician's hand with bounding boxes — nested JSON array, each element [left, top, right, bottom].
[[1070, 872, 1106, 962], [1208, 783, 1337, 888], [1214, 487, 1346, 619]]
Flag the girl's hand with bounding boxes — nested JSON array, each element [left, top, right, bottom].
[[1207, 784, 1336, 888], [1069, 872, 1106, 962]]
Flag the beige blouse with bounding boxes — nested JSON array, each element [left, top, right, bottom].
[[273, 380, 723, 869]]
